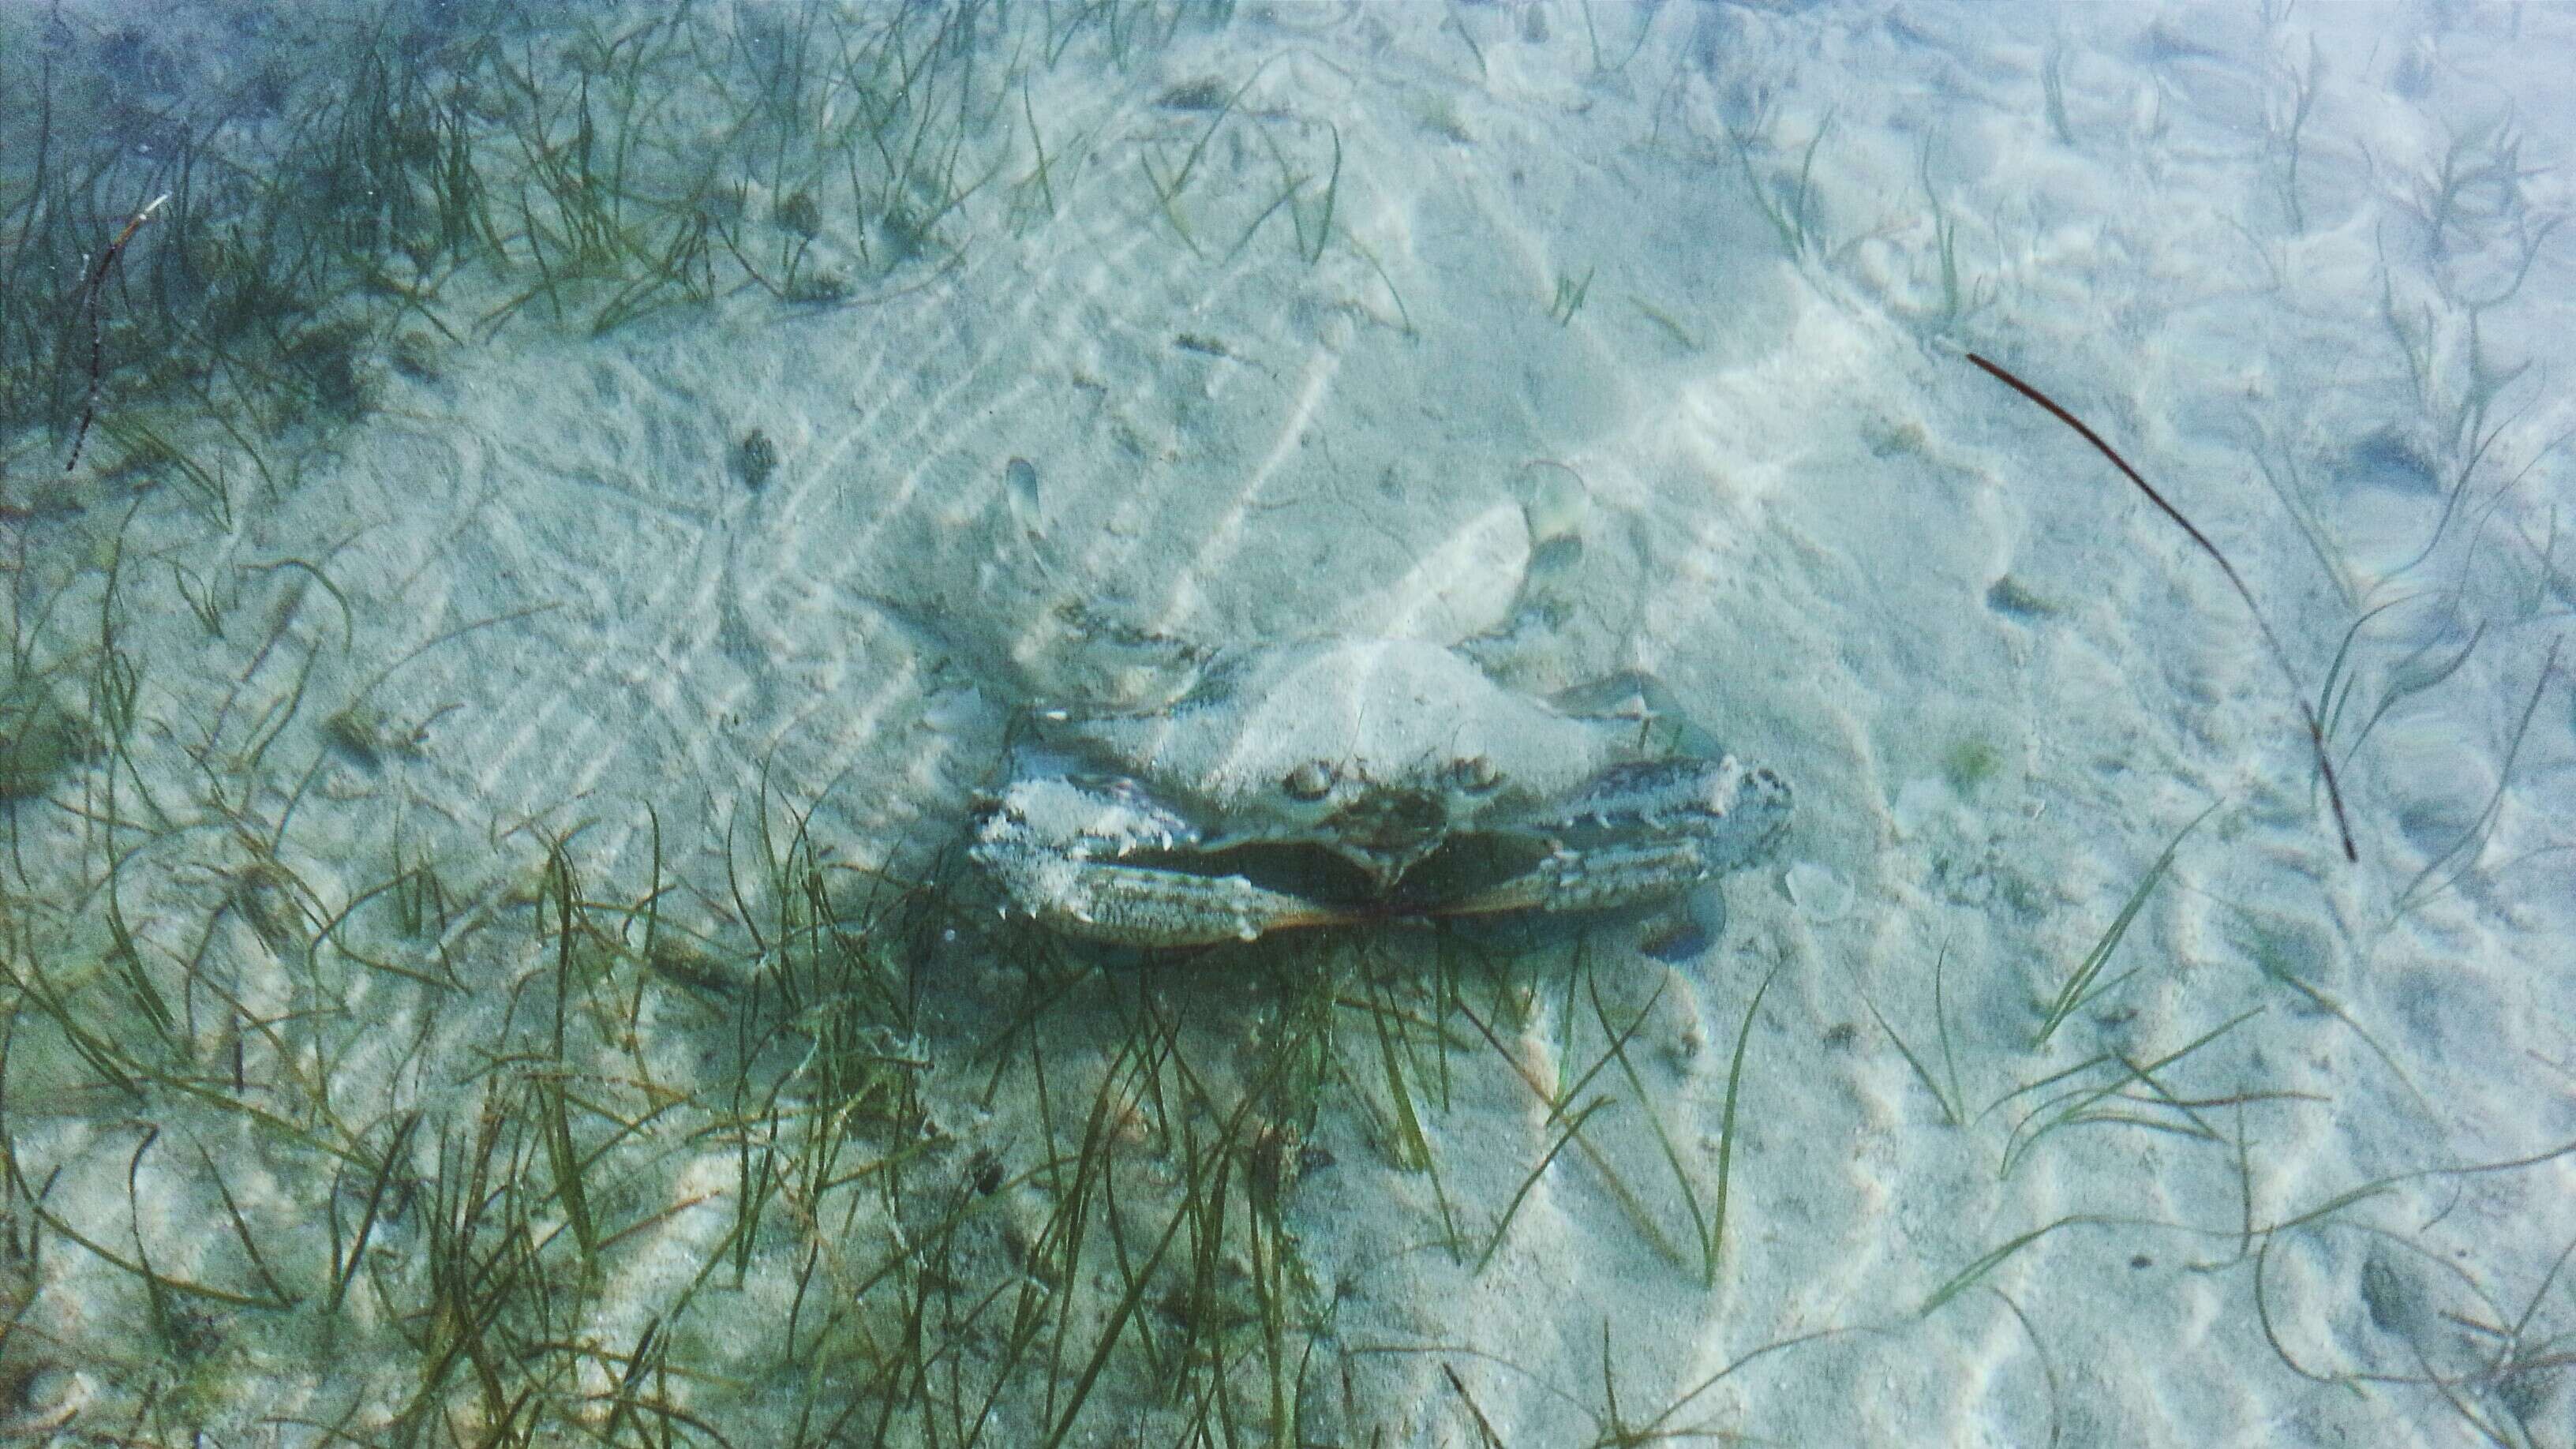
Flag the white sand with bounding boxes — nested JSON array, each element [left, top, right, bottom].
[[5, 1, 2572, 1443]]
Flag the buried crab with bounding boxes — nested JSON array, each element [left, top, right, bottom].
[[969, 638, 1791, 948]]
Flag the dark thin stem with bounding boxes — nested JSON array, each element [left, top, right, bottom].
[[65, 193, 170, 474], [1967, 351, 2358, 862]]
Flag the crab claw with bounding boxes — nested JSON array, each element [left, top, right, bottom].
[[1435, 758, 1792, 919], [971, 777, 1362, 948], [977, 844, 1360, 948]]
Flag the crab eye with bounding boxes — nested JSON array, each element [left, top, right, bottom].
[[1449, 754, 1501, 793], [1282, 759, 1337, 801]]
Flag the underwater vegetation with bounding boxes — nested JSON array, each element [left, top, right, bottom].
[[0, 3, 1522, 1443], [0, 671, 95, 803], [2, 0, 1330, 487]]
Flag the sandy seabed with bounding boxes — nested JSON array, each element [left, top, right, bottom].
[[2, 2, 2571, 1444]]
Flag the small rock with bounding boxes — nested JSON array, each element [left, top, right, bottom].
[[733, 429, 777, 489]]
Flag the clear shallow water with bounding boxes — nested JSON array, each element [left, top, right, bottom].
[[1, 2, 2570, 1443]]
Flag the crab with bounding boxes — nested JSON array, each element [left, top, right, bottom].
[[969, 638, 1791, 948]]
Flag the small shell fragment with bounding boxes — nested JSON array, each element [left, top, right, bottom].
[[1521, 462, 1589, 549], [1520, 462, 1588, 585], [1005, 456, 1042, 534]]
